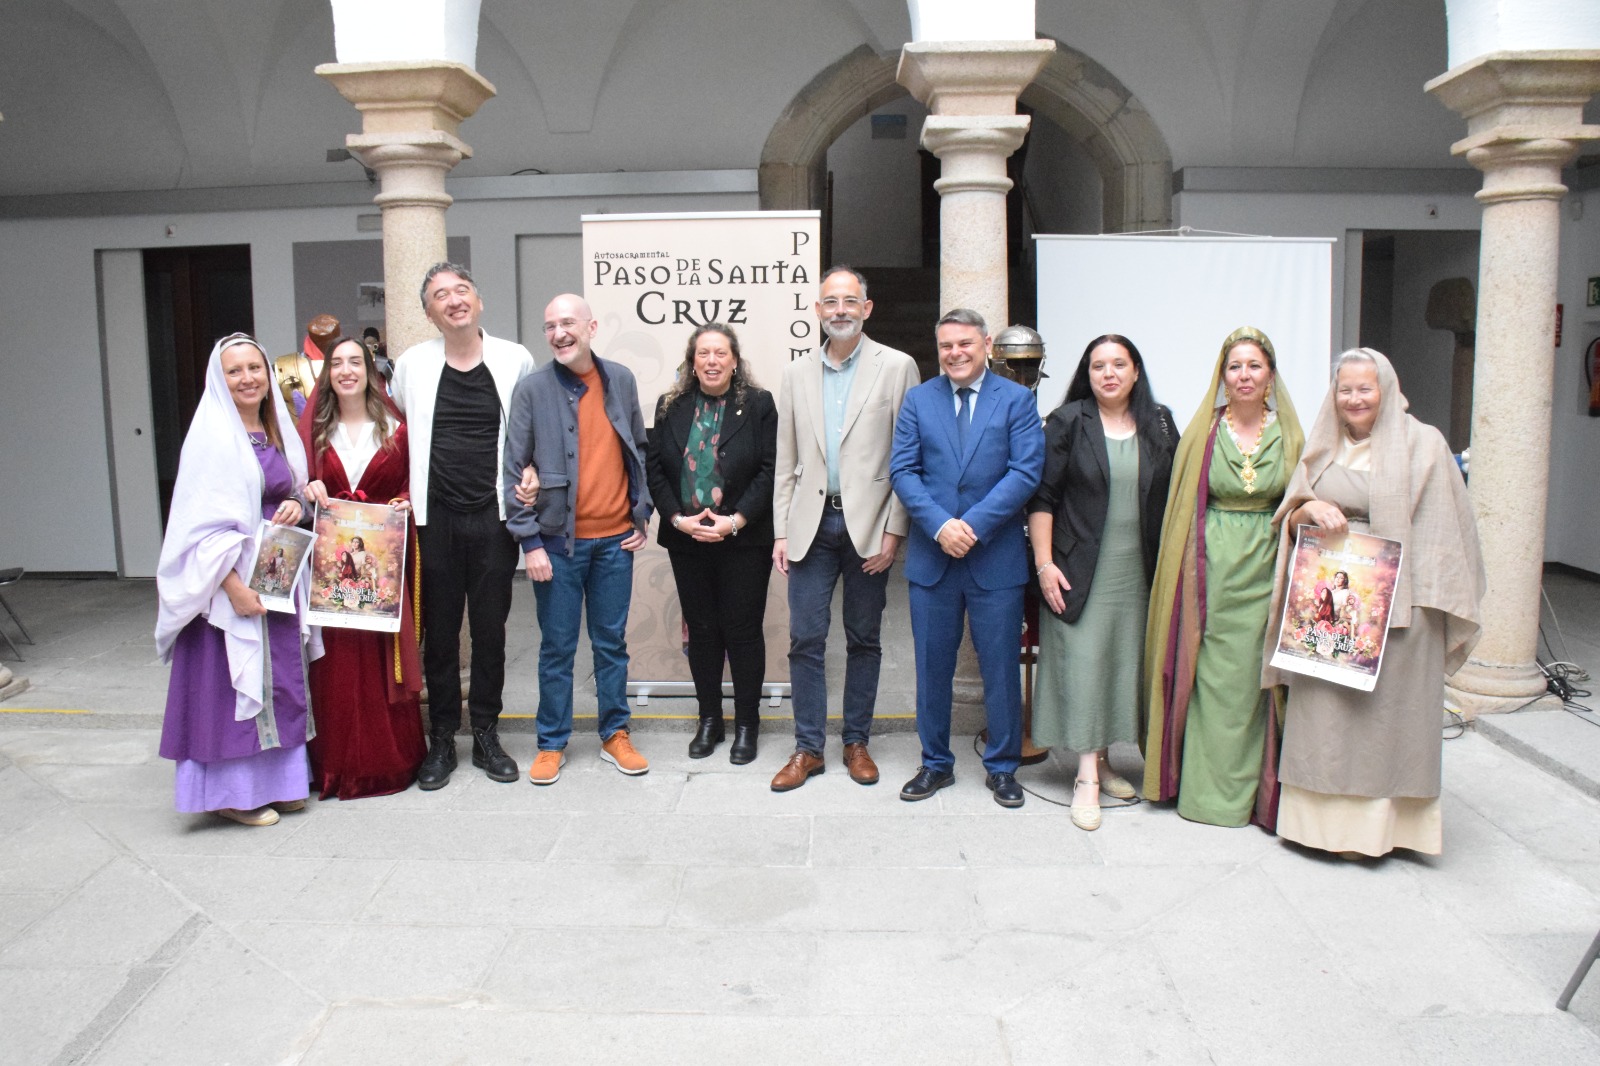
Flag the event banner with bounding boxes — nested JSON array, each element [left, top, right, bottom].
[[247, 523, 314, 613], [1269, 526, 1404, 692], [582, 211, 819, 693], [306, 500, 408, 633], [581, 210, 822, 427]]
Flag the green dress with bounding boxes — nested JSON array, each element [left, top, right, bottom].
[[1034, 434, 1146, 753], [1176, 419, 1288, 827]]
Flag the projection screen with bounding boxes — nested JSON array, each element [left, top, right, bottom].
[[1033, 234, 1336, 422]]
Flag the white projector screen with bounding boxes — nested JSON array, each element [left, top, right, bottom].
[[1033, 235, 1336, 425]]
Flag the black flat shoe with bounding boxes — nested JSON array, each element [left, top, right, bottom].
[[688, 717, 725, 759], [899, 765, 954, 801], [986, 771, 1025, 809], [728, 723, 758, 765]]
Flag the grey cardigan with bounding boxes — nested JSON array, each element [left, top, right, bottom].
[[502, 356, 652, 556]]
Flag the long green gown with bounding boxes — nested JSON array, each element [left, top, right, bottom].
[[1033, 434, 1145, 753], [1176, 419, 1289, 827]]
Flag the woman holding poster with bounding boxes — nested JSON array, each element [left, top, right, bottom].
[[155, 334, 319, 827], [1027, 335, 1177, 831], [1142, 327, 1304, 828], [646, 323, 778, 765], [298, 337, 426, 799], [1263, 348, 1483, 857]]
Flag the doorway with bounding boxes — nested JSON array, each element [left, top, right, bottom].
[[142, 245, 254, 525], [1357, 230, 1480, 450]]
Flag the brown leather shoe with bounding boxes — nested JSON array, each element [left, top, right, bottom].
[[770, 750, 824, 792], [842, 742, 879, 785]]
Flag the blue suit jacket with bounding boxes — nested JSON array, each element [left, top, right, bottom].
[[890, 371, 1044, 590]]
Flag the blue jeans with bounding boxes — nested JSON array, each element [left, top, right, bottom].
[[532, 534, 633, 750], [787, 508, 890, 755]]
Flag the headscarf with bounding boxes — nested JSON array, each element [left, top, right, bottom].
[[1261, 348, 1483, 684], [1140, 327, 1305, 804], [154, 334, 317, 722]]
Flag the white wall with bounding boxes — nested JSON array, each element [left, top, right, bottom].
[[1549, 185, 1600, 573], [0, 172, 756, 573]]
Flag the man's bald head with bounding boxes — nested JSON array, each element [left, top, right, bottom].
[[543, 293, 599, 373]]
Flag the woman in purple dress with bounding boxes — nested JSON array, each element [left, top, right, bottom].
[[155, 333, 322, 827]]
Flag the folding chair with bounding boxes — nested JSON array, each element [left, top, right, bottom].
[[0, 567, 33, 660]]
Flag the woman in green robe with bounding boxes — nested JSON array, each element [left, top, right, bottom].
[[1141, 327, 1304, 828]]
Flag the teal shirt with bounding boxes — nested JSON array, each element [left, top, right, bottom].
[[821, 338, 863, 496]]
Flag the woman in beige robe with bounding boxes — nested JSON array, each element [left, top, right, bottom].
[[1263, 348, 1485, 857]]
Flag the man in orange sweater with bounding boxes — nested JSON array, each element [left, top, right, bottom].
[[503, 294, 653, 785]]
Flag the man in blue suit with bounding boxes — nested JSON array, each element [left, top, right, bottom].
[[889, 308, 1044, 808]]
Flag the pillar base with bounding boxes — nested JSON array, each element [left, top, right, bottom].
[[1445, 657, 1561, 718]]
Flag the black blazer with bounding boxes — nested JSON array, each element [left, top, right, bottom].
[[1027, 398, 1178, 622], [646, 385, 778, 550]]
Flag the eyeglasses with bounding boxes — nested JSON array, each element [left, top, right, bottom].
[[819, 297, 864, 310]]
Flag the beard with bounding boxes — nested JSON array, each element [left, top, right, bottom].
[[823, 318, 862, 344]]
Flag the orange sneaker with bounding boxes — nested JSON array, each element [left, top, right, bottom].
[[528, 749, 565, 785], [600, 728, 649, 775]]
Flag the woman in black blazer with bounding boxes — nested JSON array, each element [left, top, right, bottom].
[[646, 323, 778, 765], [1026, 334, 1177, 831]]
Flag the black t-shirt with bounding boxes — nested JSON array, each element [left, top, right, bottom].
[[429, 362, 500, 513]]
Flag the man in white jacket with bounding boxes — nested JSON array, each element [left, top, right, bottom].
[[390, 263, 536, 790]]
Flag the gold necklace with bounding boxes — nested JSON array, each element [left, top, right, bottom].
[[1221, 406, 1267, 494]]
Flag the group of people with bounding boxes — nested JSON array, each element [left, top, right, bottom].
[[154, 260, 1485, 859]]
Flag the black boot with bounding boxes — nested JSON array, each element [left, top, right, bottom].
[[688, 716, 725, 759], [471, 725, 519, 783], [729, 721, 759, 765], [417, 729, 458, 790]]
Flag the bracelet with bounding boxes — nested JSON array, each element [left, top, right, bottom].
[[1037, 560, 1056, 572], [728, 516, 739, 538]]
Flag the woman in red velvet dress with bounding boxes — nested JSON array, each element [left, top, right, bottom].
[[299, 337, 426, 798]]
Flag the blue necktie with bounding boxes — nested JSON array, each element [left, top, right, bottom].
[[956, 387, 973, 453]]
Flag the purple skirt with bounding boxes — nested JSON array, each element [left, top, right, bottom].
[[160, 613, 311, 811]]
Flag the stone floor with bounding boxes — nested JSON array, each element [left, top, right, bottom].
[[1, 571, 1598, 1064]]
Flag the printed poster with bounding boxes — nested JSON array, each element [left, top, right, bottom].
[[307, 500, 408, 632], [247, 522, 315, 613], [1269, 526, 1404, 692]]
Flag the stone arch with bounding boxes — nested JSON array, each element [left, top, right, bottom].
[[758, 38, 1173, 233]]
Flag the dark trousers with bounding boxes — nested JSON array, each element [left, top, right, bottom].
[[667, 544, 772, 726], [787, 507, 890, 755], [908, 559, 1023, 776], [417, 502, 518, 734]]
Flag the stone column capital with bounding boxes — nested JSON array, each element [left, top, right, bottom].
[[897, 39, 1055, 115], [316, 60, 496, 138], [1426, 49, 1600, 136], [1426, 51, 1600, 206], [920, 115, 1031, 196]]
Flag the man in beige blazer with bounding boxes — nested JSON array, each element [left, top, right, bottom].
[[769, 266, 921, 792]]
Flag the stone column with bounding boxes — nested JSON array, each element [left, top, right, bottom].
[[897, 40, 1054, 326], [316, 61, 496, 356], [1426, 52, 1600, 715]]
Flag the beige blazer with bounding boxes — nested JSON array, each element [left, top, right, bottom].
[[773, 336, 921, 561]]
